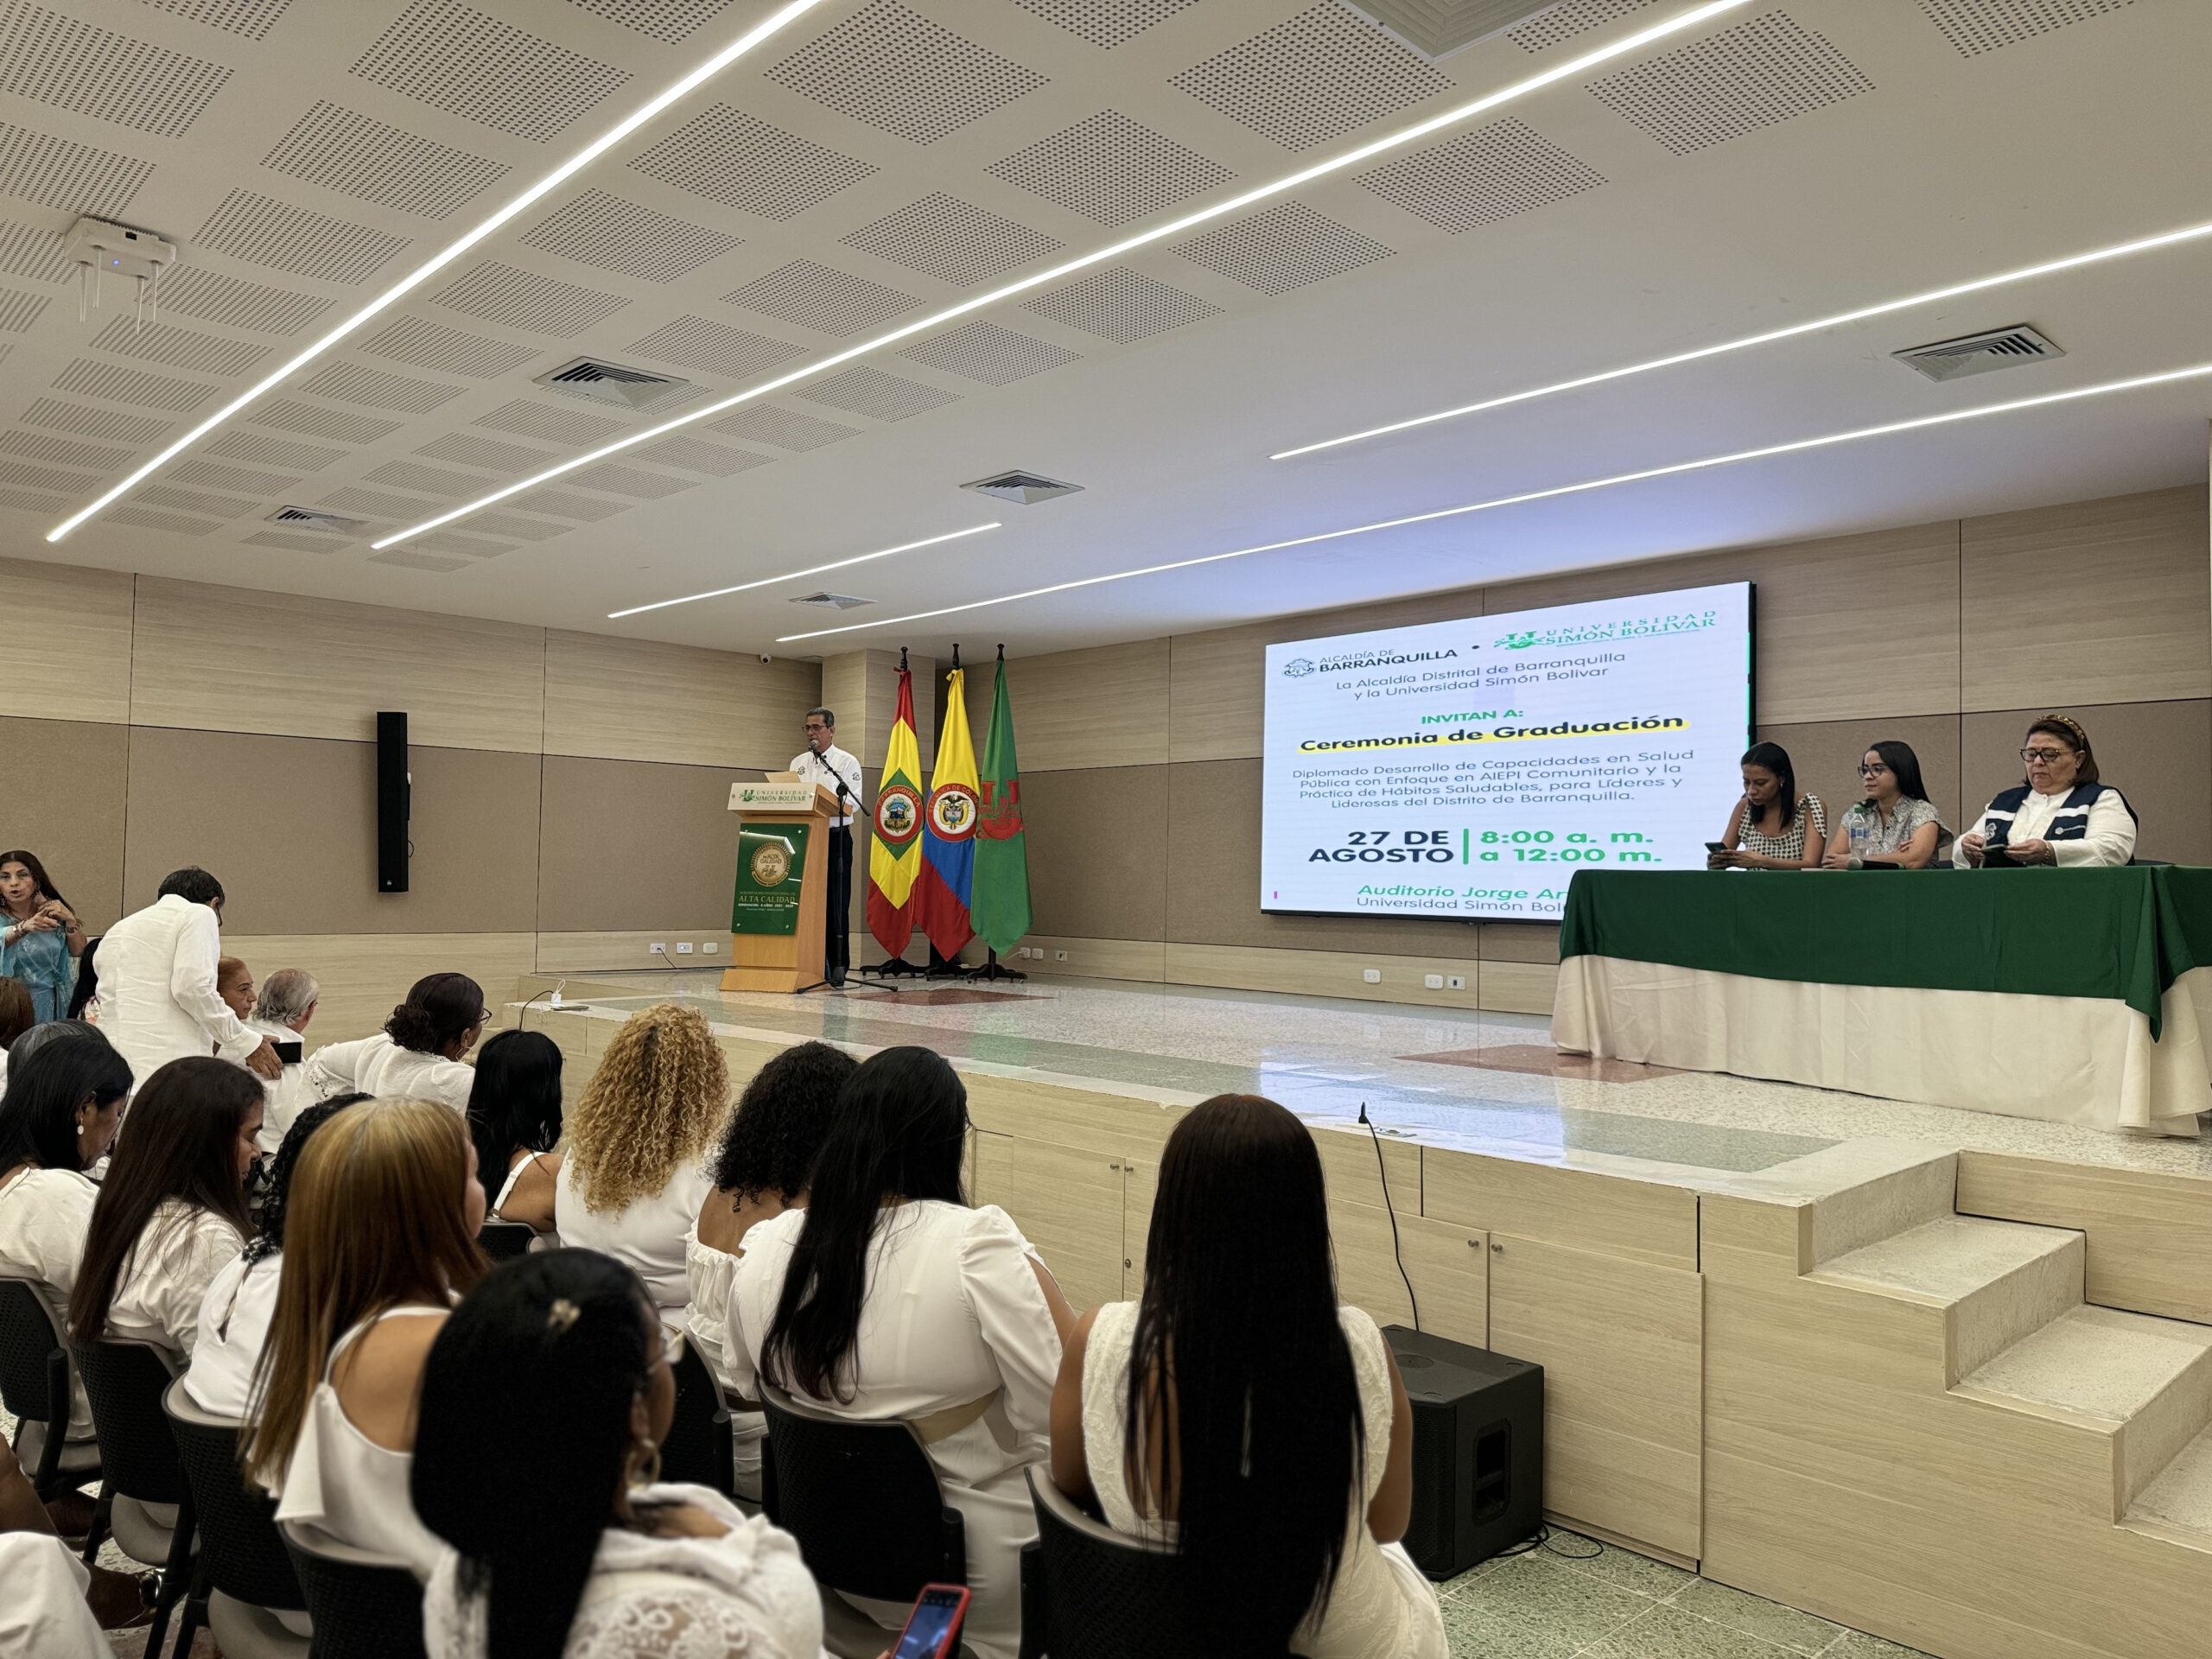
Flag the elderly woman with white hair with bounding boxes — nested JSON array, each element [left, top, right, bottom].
[[243, 967, 319, 1159]]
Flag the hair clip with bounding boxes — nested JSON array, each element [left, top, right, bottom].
[[545, 1298, 581, 1334]]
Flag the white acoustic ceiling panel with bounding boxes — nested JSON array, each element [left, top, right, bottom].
[[140, 0, 296, 40], [512, 486, 629, 520], [250, 399, 403, 443], [0, 287, 48, 331], [473, 398, 629, 444], [410, 531, 512, 556], [88, 317, 268, 377], [1916, 0, 2133, 55], [170, 459, 296, 493], [0, 2, 232, 139], [0, 220, 70, 282], [706, 404, 858, 450], [723, 261, 919, 336], [1011, 0, 1199, 50], [1586, 10, 1874, 156], [0, 119, 152, 215], [415, 433, 556, 473], [319, 485, 452, 518], [370, 548, 469, 570], [797, 365, 960, 422], [349, 1, 630, 143], [296, 361, 467, 411], [1176, 200, 1393, 293], [154, 265, 330, 334], [842, 194, 1062, 285], [1024, 265, 1222, 342], [569, 0, 734, 44], [433, 261, 632, 334], [0, 457, 101, 492], [1169, 3, 1456, 151], [197, 189, 411, 283], [640, 435, 772, 475], [0, 429, 130, 467], [136, 484, 254, 517], [244, 531, 353, 553], [360, 315, 538, 377], [364, 459, 490, 496], [0, 488, 65, 514], [901, 321, 1080, 385], [1510, 0, 1661, 50], [21, 397, 169, 441], [521, 190, 740, 282], [109, 505, 220, 534], [261, 101, 508, 219], [627, 315, 810, 378], [204, 430, 345, 470], [465, 512, 569, 540], [52, 358, 218, 411], [568, 461, 698, 498], [767, 0, 1049, 145], [1358, 118, 1605, 232], [987, 110, 1234, 227], [630, 105, 875, 219]]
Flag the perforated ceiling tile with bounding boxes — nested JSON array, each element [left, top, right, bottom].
[[1175, 200, 1393, 293], [465, 512, 568, 540], [415, 432, 554, 473], [1011, 0, 1198, 49], [351, 1, 630, 143], [0, 487, 64, 513], [136, 483, 254, 517], [767, 0, 1047, 146], [900, 321, 1079, 385], [410, 530, 511, 556], [361, 315, 538, 378], [512, 486, 627, 520], [170, 458, 297, 493], [1916, 0, 2133, 54], [363, 459, 488, 496], [472, 398, 628, 444], [0, 429, 130, 467], [0, 119, 152, 216], [0, 220, 72, 283], [152, 266, 330, 335], [52, 358, 218, 411], [261, 101, 509, 219], [568, 461, 697, 499], [0, 2, 232, 139], [1169, 3, 1454, 151], [318, 485, 448, 519], [798, 365, 959, 423], [197, 189, 411, 283], [520, 191, 739, 283], [250, 398, 403, 443], [22, 397, 169, 442], [205, 429, 345, 470], [626, 315, 809, 379], [1023, 265, 1221, 343], [842, 194, 1061, 286], [244, 530, 353, 553], [639, 435, 770, 476], [432, 261, 631, 334], [0, 457, 96, 493], [140, 0, 294, 39], [1586, 10, 1874, 155], [296, 361, 467, 412], [0, 287, 48, 331], [987, 110, 1233, 228], [706, 404, 857, 450], [568, 0, 734, 43], [109, 505, 220, 534], [370, 548, 468, 570], [1357, 117, 1605, 232], [1510, 0, 1660, 49], [722, 261, 918, 337], [88, 317, 268, 377], [630, 105, 875, 220]]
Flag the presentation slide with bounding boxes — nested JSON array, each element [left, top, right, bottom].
[[1261, 582, 1753, 922]]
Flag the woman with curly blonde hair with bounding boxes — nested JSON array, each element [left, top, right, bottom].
[[555, 1003, 730, 1311]]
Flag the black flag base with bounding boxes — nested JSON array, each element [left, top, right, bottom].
[[924, 944, 967, 980], [968, 949, 1027, 982], [860, 952, 926, 980]]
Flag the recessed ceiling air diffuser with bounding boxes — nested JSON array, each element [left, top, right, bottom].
[[1342, 0, 1562, 59], [1893, 324, 2063, 383], [963, 469, 1083, 505], [789, 592, 873, 609], [265, 505, 366, 533], [532, 356, 692, 411]]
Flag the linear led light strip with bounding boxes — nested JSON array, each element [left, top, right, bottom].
[[776, 362, 2212, 641], [44, 0, 839, 544], [607, 521, 998, 617], [367, 0, 1757, 552], [1272, 218, 2212, 460]]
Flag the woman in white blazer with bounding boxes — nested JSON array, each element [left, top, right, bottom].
[[307, 974, 487, 1115]]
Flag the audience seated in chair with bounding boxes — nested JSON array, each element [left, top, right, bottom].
[[412, 1249, 822, 1659], [306, 973, 487, 1115], [245, 1097, 486, 1578], [730, 1046, 1074, 1659], [243, 968, 321, 1160], [465, 1029, 565, 1236], [1048, 1094, 1446, 1659], [0, 1417, 150, 1630]]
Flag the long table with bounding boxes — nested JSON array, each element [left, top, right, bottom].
[[1552, 867, 2212, 1135]]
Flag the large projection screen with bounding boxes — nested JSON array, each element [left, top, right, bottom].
[[1261, 582, 1753, 922]]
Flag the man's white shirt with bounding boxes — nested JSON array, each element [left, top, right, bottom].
[[97, 893, 254, 1084], [790, 744, 863, 827]]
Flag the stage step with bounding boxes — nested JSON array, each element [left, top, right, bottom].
[[1809, 1214, 2083, 1382], [2126, 1422, 2212, 1554]]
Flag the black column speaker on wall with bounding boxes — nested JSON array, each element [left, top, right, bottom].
[[377, 711, 410, 893]]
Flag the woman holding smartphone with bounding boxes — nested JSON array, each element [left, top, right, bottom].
[[1708, 744, 1826, 869]]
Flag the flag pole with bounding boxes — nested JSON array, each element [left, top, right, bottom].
[[969, 642, 1028, 983]]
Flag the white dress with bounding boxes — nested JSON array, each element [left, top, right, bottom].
[[105, 1198, 245, 1362], [680, 1224, 765, 1501], [1080, 1301, 1445, 1659], [305, 1033, 475, 1113], [423, 1484, 823, 1659], [0, 1532, 107, 1657], [728, 1201, 1062, 1659], [0, 1165, 97, 1434], [183, 1249, 283, 1418], [556, 1159, 715, 1314]]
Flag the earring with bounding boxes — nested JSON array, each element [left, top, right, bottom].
[[626, 1436, 662, 1490]]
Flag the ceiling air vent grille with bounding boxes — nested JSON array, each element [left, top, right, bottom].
[[533, 356, 692, 411], [963, 470, 1082, 505], [1893, 324, 2063, 383], [267, 505, 367, 534], [1342, 0, 1566, 59], [790, 592, 872, 610]]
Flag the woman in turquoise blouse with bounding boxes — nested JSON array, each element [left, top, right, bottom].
[[0, 850, 85, 1025]]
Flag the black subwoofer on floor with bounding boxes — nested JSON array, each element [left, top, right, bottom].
[[1383, 1325, 1543, 1580]]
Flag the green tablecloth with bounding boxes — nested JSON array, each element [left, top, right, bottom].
[[1559, 868, 2212, 1039]]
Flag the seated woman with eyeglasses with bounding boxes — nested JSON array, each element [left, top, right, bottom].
[[1822, 741, 1943, 869], [1956, 715, 2137, 868]]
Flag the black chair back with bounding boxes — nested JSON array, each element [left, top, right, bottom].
[[74, 1338, 187, 1506], [164, 1379, 306, 1611], [281, 1522, 427, 1659], [475, 1221, 535, 1262], [759, 1380, 965, 1602], [662, 1334, 732, 1493], [0, 1276, 76, 1493]]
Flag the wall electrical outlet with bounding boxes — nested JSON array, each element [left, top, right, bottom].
[[702, 942, 719, 954], [675, 942, 694, 954], [1446, 974, 1466, 990], [1055, 950, 1069, 961], [648, 942, 667, 956], [1424, 973, 1444, 989], [1363, 969, 1382, 984]]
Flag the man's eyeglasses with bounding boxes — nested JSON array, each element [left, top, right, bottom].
[[2020, 747, 2071, 765]]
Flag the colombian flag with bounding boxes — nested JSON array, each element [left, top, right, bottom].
[[866, 665, 925, 957], [912, 664, 978, 957]]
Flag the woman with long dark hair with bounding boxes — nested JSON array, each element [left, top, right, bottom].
[[0, 849, 86, 1025], [1710, 742, 1827, 869], [1824, 740, 1943, 869], [305, 971, 487, 1113], [414, 1251, 821, 1659], [69, 1057, 261, 1363], [465, 1029, 564, 1235], [1049, 1095, 1441, 1659], [728, 1046, 1071, 1659]]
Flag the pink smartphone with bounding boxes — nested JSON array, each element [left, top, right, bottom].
[[890, 1584, 970, 1659]]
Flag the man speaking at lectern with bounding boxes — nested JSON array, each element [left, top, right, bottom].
[[792, 707, 863, 988]]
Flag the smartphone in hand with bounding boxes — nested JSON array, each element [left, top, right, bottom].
[[891, 1585, 969, 1659]]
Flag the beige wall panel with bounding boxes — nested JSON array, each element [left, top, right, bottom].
[[1758, 713, 1964, 843], [1422, 1150, 1698, 1270], [0, 556, 134, 723], [1959, 701, 2211, 867], [1311, 1121, 1421, 1215], [1331, 1199, 1490, 1350], [537, 755, 755, 933], [224, 931, 537, 1046], [1476, 960, 1558, 1016], [543, 631, 819, 768], [1006, 639, 1171, 772], [129, 576, 546, 752], [0, 716, 130, 928], [1957, 1152, 2212, 1325], [123, 729, 542, 933], [536, 931, 734, 974], [1962, 487, 2210, 710], [1021, 766, 1168, 941], [964, 1073, 1182, 1161], [1005, 936, 1167, 982], [1744, 521, 1962, 723], [1168, 623, 1269, 762], [818, 652, 873, 766], [1166, 943, 1483, 1011], [975, 1131, 1126, 1313], [1479, 922, 1560, 964]]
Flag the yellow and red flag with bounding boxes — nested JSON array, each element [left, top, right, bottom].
[[866, 664, 925, 957]]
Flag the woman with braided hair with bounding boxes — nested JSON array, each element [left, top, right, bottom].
[[1957, 715, 2138, 867]]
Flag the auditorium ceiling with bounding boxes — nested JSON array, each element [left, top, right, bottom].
[[0, 0, 2203, 654]]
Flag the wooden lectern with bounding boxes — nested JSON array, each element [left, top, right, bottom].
[[721, 775, 842, 994]]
